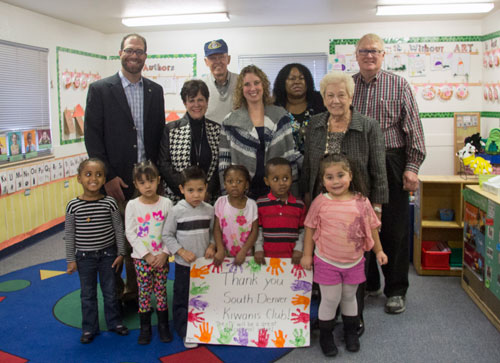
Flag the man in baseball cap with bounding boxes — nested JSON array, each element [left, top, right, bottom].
[[202, 39, 238, 124]]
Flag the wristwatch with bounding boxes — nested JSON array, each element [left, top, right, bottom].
[[373, 206, 382, 213]]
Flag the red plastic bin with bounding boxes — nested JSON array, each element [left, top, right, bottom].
[[421, 241, 451, 270]]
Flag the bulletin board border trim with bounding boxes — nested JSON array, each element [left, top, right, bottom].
[[56, 47, 108, 146], [419, 112, 500, 119], [328, 33, 500, 54], [108, 53, 198, 76]]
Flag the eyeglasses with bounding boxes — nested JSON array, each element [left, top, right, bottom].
[[123, 48, 146, 56], [357, 49, 384, 56]]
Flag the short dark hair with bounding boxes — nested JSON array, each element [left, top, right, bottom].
[[265, 157, 291, 177], [132, 160, 159, 182], [180, 79, 210, 103], [77, 157, 107, 176], [273, 63, 316, 108], [120, 33, 147, 53], [181, 166, 207, 186], [223, 165, 251, 183]]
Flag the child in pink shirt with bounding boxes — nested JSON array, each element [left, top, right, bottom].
[[213, 165, 259, 266], [301, 154, 387, 357]]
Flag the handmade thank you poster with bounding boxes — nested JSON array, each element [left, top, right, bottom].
[[185, 257, 312, 348]]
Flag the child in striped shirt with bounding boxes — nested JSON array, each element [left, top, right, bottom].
[[163, 166, 215, 348], [65, 158, 128, 344]]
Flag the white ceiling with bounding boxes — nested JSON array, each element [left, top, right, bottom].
[[3, 0, 499, 34]]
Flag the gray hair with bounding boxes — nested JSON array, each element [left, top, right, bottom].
[[355, 33, 385, 52], [320, 71, 355, 98]]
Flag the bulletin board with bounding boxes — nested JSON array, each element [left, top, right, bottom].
[[56, 47, 108, 145], [57, 47, 197, 145], [454, 112, 480, 174], [328, 36, 483, 114], [109, 54, 197, 121]]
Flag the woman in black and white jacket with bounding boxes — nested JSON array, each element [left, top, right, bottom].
[[158, 80, 220, 203]]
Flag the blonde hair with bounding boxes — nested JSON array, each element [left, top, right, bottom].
[[355, 33, 385, 52], [233, 65, 273, 109], [319, 71, 355, 99]]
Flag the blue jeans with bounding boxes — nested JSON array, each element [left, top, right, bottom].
[[76, 245, 122, 334]]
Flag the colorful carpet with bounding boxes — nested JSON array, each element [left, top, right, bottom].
[[0, 259, 318, 363]]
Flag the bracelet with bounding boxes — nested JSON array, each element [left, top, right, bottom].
[[373, 206, 382, 213]]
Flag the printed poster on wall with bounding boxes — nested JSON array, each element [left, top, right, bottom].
[[185, 257, 312, 348]]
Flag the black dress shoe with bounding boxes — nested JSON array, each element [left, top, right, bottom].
[[110, 325, 129, 336], [80, 332, 94, 344]]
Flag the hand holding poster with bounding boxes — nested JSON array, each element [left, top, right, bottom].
[[185, 257, 312, 348]]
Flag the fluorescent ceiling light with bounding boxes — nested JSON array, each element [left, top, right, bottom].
[[122, 12, 229, 27], [376, 3, 494, 15]]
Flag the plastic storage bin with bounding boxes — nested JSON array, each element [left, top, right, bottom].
[[421, 241, 451, 270], [439, 208, 455, 221]]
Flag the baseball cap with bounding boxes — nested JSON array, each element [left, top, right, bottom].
[[204, 39, 228, 57]]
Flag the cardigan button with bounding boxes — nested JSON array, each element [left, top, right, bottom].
[[133, 144, 137, 149]]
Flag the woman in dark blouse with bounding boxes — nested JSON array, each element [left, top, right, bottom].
[[273, 63, 326, 155]]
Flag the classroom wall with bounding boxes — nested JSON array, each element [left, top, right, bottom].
[[108, 19, 486, 175], [0, 1, 498, 170], [0, 2, 100, 158]]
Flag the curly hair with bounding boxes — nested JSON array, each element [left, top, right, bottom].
[[272, 63, 316, 108], [233, 65, 273, 109], [319, 71, 355, 99]]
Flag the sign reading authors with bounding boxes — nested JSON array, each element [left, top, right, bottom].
[[185, 257, 312, 348]]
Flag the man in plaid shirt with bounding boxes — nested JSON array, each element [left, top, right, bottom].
[[352, 33, 426, 316]]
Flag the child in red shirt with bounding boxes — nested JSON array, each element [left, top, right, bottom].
[[254, 157, 306, 265]]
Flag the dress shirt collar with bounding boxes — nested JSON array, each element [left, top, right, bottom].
[[118, 70, 143, 88]]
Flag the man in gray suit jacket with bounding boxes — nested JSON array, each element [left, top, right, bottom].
[[84, 33, 165, 303]]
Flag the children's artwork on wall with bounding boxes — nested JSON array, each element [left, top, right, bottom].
[[430, 53, 452, 71], [331, 54, 346, 71], [421, 85, 436, 100], [57, 47, 108, 145], [456, 84, 469, 100], [23, 130, 37, 155], [37, 129, 52, 149], [452, 53, 470, 76], [110, 53, 197, 113], [329, 36, 482, 116], [438, 85, 453, 101], [185, 257, 312, 348], [408, 54, 426, 77], [386, 54, 407, 72]]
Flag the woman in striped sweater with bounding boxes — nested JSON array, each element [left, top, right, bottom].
[[219, 65, 300, 200]]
